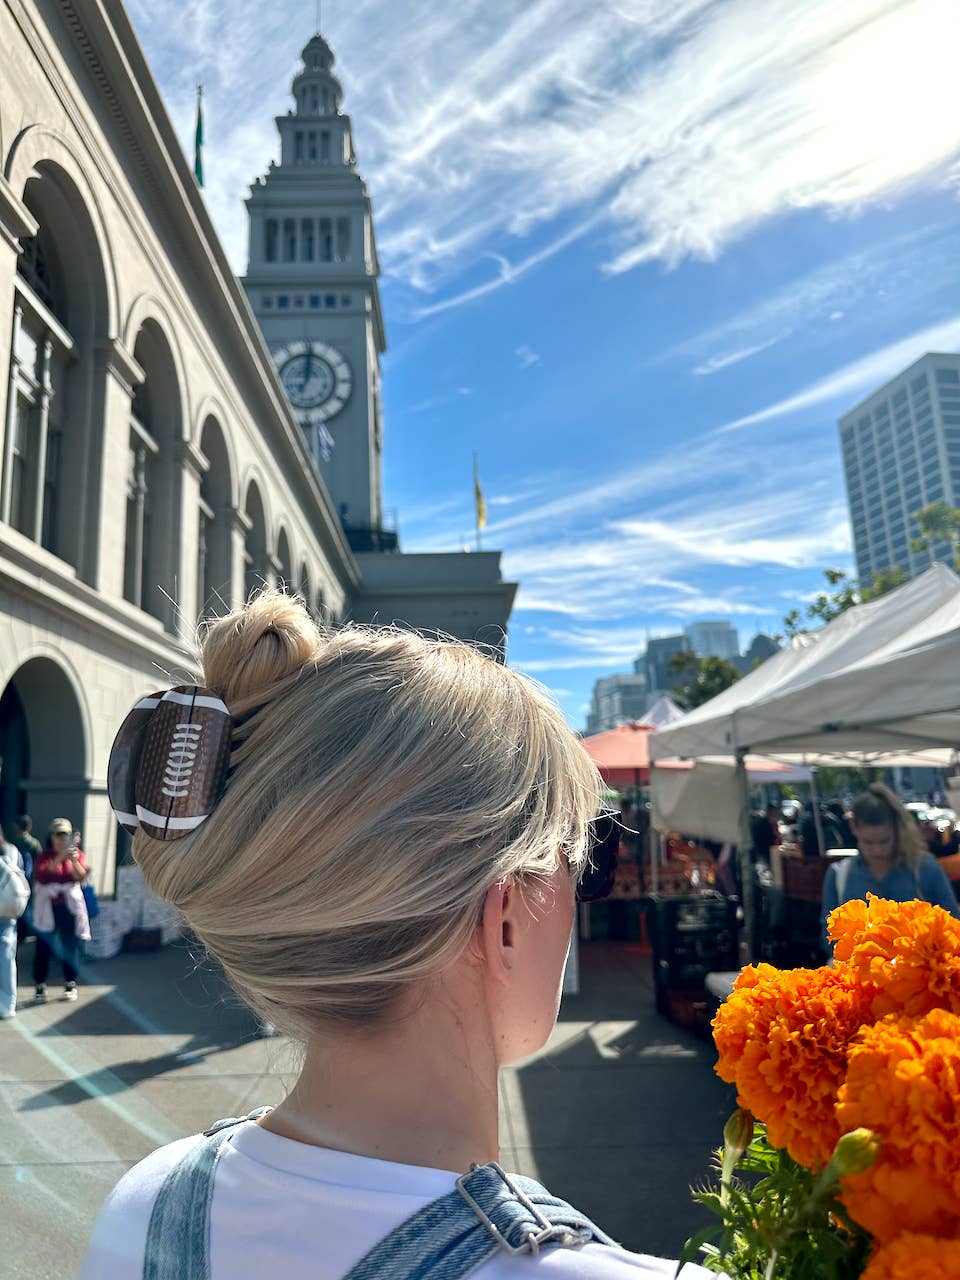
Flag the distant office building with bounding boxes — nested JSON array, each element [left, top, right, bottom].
[[734, 634, 779, 675], [840, 353, 960, 584], [585, 673, 649, 735], [684, 619, 740, 660], [644, 634, 690, 702]]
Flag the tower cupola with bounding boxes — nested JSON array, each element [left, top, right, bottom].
[[292, 34, 344, 117]]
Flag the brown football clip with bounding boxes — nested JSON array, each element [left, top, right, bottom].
[[107, 686, 233, 842]]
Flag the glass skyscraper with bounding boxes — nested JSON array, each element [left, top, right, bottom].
[[840, 353, 960, 583]]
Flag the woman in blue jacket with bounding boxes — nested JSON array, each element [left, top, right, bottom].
[[821, 783, 958, 952]]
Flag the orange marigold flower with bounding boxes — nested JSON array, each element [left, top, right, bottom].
[[861, 1233, 960, 1280], [713, 963, 871, 1169], [837, 1008, 960, 1242], [828, 895, 960, 1019]]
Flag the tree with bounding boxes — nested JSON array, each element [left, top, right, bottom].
[[911, 500, 960, 568], [669, 652, 742, 711], [780, 567, 907, 640]]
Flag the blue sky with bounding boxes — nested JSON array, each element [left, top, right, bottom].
[[128, 0, 960, 727]]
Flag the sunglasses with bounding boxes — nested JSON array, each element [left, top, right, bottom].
[[577, 808, 621, 902]]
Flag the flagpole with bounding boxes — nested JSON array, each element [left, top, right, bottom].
[[473, 451, 482, 552]]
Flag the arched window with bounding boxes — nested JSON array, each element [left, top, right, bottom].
[[276, 529, 292, 591], [244, 482, 268, 600], [3, 166, 109, 576], [197, 416, 233, 617], [125, 321, 182, 626], [299, 562, 312, 612]]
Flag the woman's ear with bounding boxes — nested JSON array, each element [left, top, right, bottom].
[[479, 878, 517, 986]]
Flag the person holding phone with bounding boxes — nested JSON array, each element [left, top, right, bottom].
[[32, 817, 90, 1002]]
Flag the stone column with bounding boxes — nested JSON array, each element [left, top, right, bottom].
[[0, 302, 23, 525], [30, 337, 53, 543], [225, 505, 252, 610]]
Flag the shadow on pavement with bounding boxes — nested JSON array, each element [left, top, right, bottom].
[[514, 941, 730, 1258]]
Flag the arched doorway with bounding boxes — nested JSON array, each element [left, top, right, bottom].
[[0, 658, 88, 843]]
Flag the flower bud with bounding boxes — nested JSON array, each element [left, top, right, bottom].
[[830, 1128, 881, 1177], [722, 1109, 755, 1160]]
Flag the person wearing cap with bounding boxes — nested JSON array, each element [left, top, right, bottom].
[[32, 818, 90, 1003]]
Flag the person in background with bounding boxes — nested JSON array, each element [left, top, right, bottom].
[[11, 813, 41, 941], [751, 803, 781, 864], [800, 801, 855, 857], [0, 825, 25, 1020], [821, 784, 959, 953], [32, 818, 90, 1003]]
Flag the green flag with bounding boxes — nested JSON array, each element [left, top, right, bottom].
[[194, 85, 204, 187]]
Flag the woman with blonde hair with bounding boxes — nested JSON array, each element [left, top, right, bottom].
[[821, 782, 958, 950], [82, 590, 708, 1280]]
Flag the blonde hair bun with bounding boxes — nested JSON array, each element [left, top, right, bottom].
[[134, 587, 602, 1040], [201, 587, 321, 714]]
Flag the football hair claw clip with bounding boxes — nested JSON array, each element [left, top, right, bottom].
[[107, 685, 233, 841]]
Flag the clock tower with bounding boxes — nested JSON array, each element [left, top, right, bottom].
[[242, 31, 387, 542]]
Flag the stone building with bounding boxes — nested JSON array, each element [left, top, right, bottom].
[[0, 2, 515, 906]]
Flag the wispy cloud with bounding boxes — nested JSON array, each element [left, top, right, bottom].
[[132, 0, 960, 314], [693, 336, 785, 376], [515, 344, 541, 368], [668, 220, 960, 376], [717, 310, 960, 434], [406, 387, 475, 414]]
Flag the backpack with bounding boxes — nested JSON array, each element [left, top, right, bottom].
[[0, 846, 30, 919]]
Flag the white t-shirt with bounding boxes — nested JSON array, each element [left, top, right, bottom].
[[79, 1120, 713, 1279]]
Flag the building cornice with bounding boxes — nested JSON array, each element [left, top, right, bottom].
[[0, 173, 39, 254], [97, 336, 144, 395], [177, 438, 210, 479], [0, 525, 198, 673]]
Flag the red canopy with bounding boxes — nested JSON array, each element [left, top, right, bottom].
[[581, 721, 654, 786]]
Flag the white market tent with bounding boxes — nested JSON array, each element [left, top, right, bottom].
[[650, 563, 960, 766], [648, 564, 960, 938], [642, 695, 685, 728]]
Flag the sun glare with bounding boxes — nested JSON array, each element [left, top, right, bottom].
[[810, 0, 960, 204]]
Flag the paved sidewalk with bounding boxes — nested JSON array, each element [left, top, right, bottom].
[[1, 936, 731, 1277]]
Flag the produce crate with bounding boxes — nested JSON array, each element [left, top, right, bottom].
[[782, 856, 830, 903], [647, 895, 739, 1017]]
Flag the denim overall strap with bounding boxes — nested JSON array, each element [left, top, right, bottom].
[[142, 1109, 273, 1280], [343, 1160, 616, 1280]]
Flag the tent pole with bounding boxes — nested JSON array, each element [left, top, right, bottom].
[[734, 749, 754, 963], [649, 818, 660, 895], [809, 768, 827, 856]]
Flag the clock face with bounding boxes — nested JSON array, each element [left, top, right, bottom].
[[281, 354, 334, 409], [272, 340, 352, 424]]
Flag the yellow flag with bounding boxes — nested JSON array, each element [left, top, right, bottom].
[[473, 453, 487, 532]]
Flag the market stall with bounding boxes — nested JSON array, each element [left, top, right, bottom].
[[649, 563, 960, 960]]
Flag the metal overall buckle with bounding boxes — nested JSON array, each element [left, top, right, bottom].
[[455, 1161, 579, 1258]]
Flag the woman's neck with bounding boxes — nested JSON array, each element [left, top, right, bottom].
[[260, 980, 501, 1173]]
